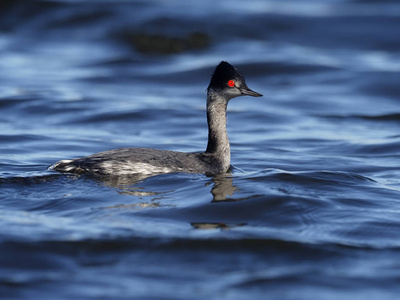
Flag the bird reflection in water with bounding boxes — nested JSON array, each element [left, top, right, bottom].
[[207, 173, 237, 202], [93, 172, 249, 230], [95, 172, 239, 201]]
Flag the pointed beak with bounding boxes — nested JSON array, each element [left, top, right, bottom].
[[240, 87, 263, 97]]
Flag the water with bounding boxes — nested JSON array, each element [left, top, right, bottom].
[[1, 0, 400, 299]]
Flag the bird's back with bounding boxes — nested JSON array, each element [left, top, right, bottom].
[[50, 147, 227, 175]]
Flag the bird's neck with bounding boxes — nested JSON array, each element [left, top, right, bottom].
[[205, 91, 230, 168]]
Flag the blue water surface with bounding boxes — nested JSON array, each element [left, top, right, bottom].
[[1, 0, 400, 299]]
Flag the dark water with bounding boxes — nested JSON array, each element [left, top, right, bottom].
[[1, 0, 400, 299]]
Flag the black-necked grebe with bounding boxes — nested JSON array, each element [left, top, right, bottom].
[[50, 61, 262, 176]]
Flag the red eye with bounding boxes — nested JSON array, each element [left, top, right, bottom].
[[227, 80, 235, 87]]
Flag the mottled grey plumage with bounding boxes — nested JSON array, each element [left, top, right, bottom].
[[50, 61, 262, 176]]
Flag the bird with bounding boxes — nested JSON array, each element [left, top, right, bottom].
[[49, 61, 262, 176]]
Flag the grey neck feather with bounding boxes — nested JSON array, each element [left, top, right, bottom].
[[205, 90, 231, 168]]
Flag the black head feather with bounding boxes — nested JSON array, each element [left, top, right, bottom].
[[207, 61, 246, 92]]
